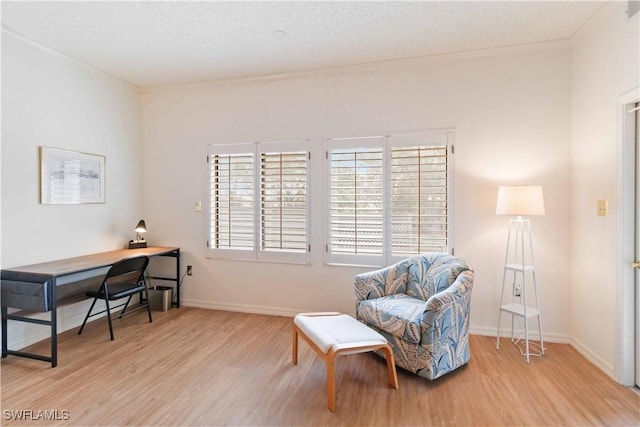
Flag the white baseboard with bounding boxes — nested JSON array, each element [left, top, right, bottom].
[[569, 336, 616, 380], [181, 299, 301, 318], [470, 325, 570, 344], [472, 325, 616, 380]]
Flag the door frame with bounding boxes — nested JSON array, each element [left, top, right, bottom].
[[616, 86, 639, 385]]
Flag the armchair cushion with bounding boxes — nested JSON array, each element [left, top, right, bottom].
[[357, 294, 425, 344]]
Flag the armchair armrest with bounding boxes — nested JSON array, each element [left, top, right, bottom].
[[354, 260, 410, 301], [421, 269, 474, 344], [424, 269, 474, 312]]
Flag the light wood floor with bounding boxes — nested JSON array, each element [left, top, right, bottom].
[[1, 307, 638, 426]]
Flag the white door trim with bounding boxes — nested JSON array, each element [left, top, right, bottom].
[[616, 86, 639, 385]]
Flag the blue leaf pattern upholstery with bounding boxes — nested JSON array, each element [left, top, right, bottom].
[[355, 253, 474, 380], [354, 259, 410, 301]]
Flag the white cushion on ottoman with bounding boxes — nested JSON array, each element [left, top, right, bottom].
[[294, 313, 387, 353]]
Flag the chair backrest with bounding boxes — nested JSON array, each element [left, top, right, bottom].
[[405, 253, 472, 301], [102, 256, 149, 288]]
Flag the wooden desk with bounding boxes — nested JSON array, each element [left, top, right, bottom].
[[1, 246, 180, 367]]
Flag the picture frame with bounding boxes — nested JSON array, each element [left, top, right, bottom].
[[40, 146, 106, 204]]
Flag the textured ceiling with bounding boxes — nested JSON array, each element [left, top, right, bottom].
[[1, 1, 606, 88]]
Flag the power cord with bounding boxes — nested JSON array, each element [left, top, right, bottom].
[[174, 270, 189, 303]]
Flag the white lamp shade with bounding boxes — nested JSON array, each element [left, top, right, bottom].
[[496, 185, 545, 216]]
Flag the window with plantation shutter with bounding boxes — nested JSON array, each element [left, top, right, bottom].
[[326, 131, 452, 266], [390, 145, 448, 256], [208, 141, 310, 263], [260, 150, 308, 253], [327, 137, 385, 265], [209, 148, 255, 252]]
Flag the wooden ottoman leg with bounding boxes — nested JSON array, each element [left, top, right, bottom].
[[381, 344, 399, 389], [292, 313, 397, 412], [326, 351, 337, 412], [292, 325, 298, 365]]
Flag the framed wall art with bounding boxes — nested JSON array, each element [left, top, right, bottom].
[[40, 146, 106, 204]]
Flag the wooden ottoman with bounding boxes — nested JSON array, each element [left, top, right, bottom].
[[292, 312, 399, 412]]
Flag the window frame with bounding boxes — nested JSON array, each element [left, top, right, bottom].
[[207, 140, 311, 264]]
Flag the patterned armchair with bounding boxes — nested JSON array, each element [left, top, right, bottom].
[[354, 253, 474, 380]]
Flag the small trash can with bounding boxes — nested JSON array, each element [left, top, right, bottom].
[[148, 286, 173, 311]]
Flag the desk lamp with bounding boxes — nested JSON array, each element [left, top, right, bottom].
[[129, 219, 148, 249]]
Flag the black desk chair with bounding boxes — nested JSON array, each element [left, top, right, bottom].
[[78, 256, 152, 340]]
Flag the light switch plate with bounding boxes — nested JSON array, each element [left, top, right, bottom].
[[195, 201, 202, 212], [597, 200, 608, 217]]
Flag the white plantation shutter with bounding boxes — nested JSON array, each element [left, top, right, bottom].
[[326, 131, 452, 266], [260, 150, 308, 253], [327, 137, 385, 265], [209, 149, 255, 252], [209, 141, 310, 263], [390, 145, 448, 256], [388, 131, 451, 262]]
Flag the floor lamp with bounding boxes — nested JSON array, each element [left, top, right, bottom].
[[495, 185, 545, 362]]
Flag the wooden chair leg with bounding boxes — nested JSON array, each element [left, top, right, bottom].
[[326, 355, 336, 412], [292, 326, 298, 365], [381, 345, 399, 389]]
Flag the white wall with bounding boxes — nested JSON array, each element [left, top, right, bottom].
[[141, 44, 573, 340], [1, 31, 143, 348], [570, 2, 639, 378]]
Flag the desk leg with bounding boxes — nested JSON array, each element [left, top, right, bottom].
[[148, 250, 181, 309], [2, 306, 7, 358], [176, 249, 181, 308], [50, 277, 57, 368]]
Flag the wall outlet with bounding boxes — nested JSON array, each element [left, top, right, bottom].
[[514, 284, 521, 297], [187, 265, 193, 276]]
